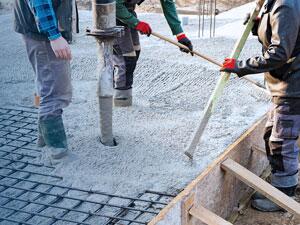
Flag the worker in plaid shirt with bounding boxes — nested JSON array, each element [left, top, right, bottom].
[[25, 0, 74, 58], [28, 0, 63, 40], [14, 0, 78, 162]]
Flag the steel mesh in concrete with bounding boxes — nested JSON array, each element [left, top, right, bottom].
[[0, 107, 175, 225]]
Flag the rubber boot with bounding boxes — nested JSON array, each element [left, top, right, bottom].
[[36, 120, 46, 148], [251, 173, 298, 212], [39, 115, 68, 160], [114, 88, 133, 107]]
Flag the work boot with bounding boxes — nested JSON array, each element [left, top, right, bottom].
[[252, 186, 296, 212], [39, 115, 68, 160], [251, 197, 283, 212], [251, 192, 266, 200], [114, 88, 132, 107], [36, 121, 46, 148], [252, 173, 298, 212]]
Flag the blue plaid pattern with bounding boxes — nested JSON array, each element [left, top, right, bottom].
[[28, 0, 61, 40]]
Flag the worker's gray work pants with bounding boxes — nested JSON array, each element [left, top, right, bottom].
[[23, 35, 72, 119], [113, 23, 140, 90], [264, 100, 300, 188]]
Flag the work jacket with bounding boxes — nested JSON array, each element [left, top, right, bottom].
[[14, 0, 78, 42], [116, 0, 183, 35], [235, 0, 300, 98]]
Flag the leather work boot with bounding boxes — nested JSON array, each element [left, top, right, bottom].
[[39, 115, 68, 160], [251, 185, 297, 212], [114, 88, 132, 107]]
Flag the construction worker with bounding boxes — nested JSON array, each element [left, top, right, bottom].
[[221, 0, 300, 212], [13, 0, 78, 160], [113, 0, 193, 106]]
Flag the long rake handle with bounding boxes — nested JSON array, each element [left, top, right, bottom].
[[152, 31, 222, 67], [151, 31, 267, 90], [184, 0, 266, 160]]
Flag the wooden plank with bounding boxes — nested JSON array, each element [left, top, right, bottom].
[[227, 165, 272, 224], [149, 116, 269, 225], [221, 158, 300, 217], [251, 145, 266, 154], [184, 0, 266, 160], [189, 205, 233, 225], [182, 194, 194, 225]]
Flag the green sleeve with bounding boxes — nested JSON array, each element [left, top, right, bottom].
[[160, 0, 183, 35], [116, 0, 139, 28]]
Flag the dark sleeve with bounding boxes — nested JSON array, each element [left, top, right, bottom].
[[235, 5, 300, 76]]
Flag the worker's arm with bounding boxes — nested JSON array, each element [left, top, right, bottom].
[[160, 0, 183, 35], [27, 0, 61, 40], [116, 0, 139, 28], [28, 0, 72, 59], [160, 0, 193, 54], [221, 5, 300, 77], [115, 0, 152, 35], [116, 0, 183, 34]]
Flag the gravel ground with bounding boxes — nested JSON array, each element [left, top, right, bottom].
[[0, 3, 270, 197]]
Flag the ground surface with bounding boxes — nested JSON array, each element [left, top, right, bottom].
[[0, 2, 272, 222], [70, 0, 253, 13], [0, 0, 254, 14], [235, 189, 300, 225]]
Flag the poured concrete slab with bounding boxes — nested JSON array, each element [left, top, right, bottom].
[[0, 6, 269, 201]]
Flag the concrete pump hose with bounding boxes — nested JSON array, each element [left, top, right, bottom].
[[99, 96, 115, 146]]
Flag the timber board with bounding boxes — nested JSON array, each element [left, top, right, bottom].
[[149, 115, 269, 225]]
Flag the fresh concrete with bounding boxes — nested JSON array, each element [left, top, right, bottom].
[[0, 4, 270, 197]]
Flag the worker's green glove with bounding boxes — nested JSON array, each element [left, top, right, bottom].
[[176, 33, 193, 56]]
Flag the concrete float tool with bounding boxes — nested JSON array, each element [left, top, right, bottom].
[[151, 31, 267, 90], [183, 0, 266, 160]]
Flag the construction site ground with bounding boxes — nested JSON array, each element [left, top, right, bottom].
[[234, 187, 300, 225], [1, 3, 297, 225]]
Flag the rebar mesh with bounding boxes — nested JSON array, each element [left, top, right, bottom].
[[0, 107, 175, 225]]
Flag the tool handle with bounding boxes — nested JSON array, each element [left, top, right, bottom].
[[151, 32, 222, 67], [184, 0, 266, 160], [243, 77, 265, 90], [151, 31, 267, 91]]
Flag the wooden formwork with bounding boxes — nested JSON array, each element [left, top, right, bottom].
[[150, 115, 300, 225], [149, 116, 268, 225], [148, 114, 299, 225]]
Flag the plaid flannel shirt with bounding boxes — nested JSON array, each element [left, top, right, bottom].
[[27, 0, 61, 40]]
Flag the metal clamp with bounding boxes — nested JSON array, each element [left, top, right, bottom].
[[86, 26, 125, 40]]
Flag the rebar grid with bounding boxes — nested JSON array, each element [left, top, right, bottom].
[[0, 107, 175, 225]]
